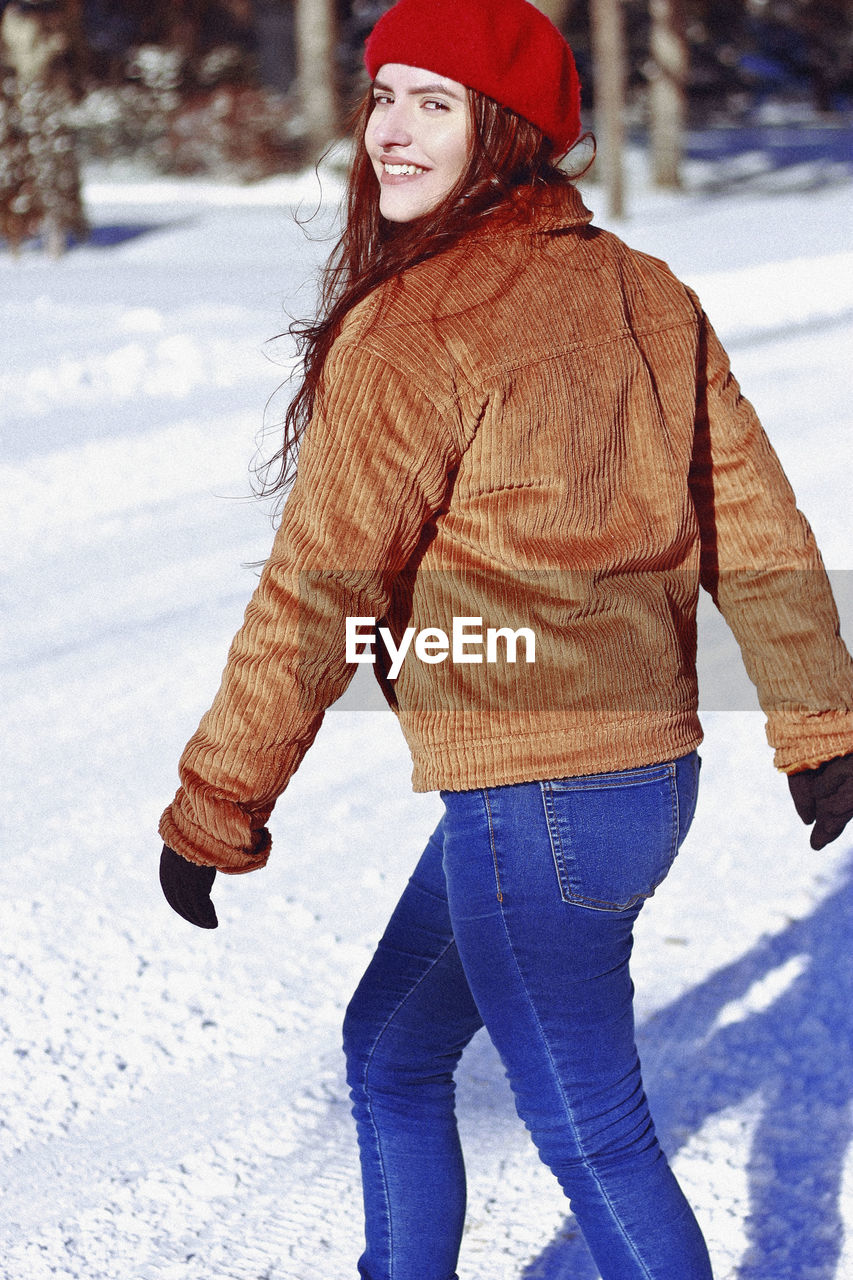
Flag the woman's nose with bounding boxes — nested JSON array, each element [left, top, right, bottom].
[[372, 103, 413, 149]]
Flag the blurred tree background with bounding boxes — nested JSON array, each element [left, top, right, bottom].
[[0, 0, 850, 248]]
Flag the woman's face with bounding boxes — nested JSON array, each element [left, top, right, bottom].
[[364, 63, 471, 222]]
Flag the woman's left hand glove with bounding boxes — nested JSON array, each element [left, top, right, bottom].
[[159, 844, 218, 928], [788, 753, 853, 849]]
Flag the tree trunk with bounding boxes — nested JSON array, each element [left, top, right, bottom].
[[0, 0, 86, 254], [531, 0, 573, 26], [589, 0, 627, 218], [294, 0, 338, 158], [648, 0, 688, 188]]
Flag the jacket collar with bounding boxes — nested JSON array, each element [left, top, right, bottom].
[[474, 182, 595, 240], [528, 182, 595, 232]]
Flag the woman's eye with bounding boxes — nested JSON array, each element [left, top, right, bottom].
[[423, 99, 449, 111], [372, 93, 393, 106]]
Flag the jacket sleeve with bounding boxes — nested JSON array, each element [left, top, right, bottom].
[[159, 340, 459, 872], [686, 292, 853, 772]]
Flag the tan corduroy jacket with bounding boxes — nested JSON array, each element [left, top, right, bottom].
[[160, 184, 853, 872]]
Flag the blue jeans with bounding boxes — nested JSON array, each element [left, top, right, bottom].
[[343, 752, 712, 1280]]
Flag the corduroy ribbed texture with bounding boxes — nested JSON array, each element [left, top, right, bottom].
[[160, 185, 853, 871]]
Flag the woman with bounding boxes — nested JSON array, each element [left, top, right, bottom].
[[159, 1, 853, 1276]]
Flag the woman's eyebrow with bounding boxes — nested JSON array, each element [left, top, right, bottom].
[[373, 79, 465, 100]]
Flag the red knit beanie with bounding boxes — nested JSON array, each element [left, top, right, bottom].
[[364, 0, 582, 153]]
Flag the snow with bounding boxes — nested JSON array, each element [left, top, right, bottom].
[[1, 153, 851, 1279]]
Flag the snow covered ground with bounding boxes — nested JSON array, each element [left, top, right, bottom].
[[1, 151, 852, 1279]]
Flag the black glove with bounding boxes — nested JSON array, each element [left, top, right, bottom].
[[159, 844, 218, 929], [788, 752, 853, 850]]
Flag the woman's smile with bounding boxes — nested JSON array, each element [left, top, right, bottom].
[[364, 63, 471, 222], [381, 160, 429, 178]]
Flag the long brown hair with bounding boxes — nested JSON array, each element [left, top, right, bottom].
[[257, 87, 590, 505]]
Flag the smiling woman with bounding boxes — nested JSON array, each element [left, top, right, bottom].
[[157, 0, 853, 1277], [256, 37, 578, 499], [364, 64, 471, 223]]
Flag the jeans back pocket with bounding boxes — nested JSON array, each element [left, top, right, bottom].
[[540, 760, 683, 912]]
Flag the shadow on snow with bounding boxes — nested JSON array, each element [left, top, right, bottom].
[[85, 222, 173, 248], [687, 126, 853, 194], [1, 220, 184, 254], [517, 853, 853, 1279]]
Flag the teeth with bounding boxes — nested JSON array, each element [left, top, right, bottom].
[[384, 163, 425, 176]]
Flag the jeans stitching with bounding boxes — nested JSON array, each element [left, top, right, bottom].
[[356, 936, 461, 1280], [482, 788, 656, 1279], [541, 765, 681, 912], [482, 789, 503, 902], [547, 763, 675, 792], [541, 782, 570, 903], [669, 760, 680, 853]]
